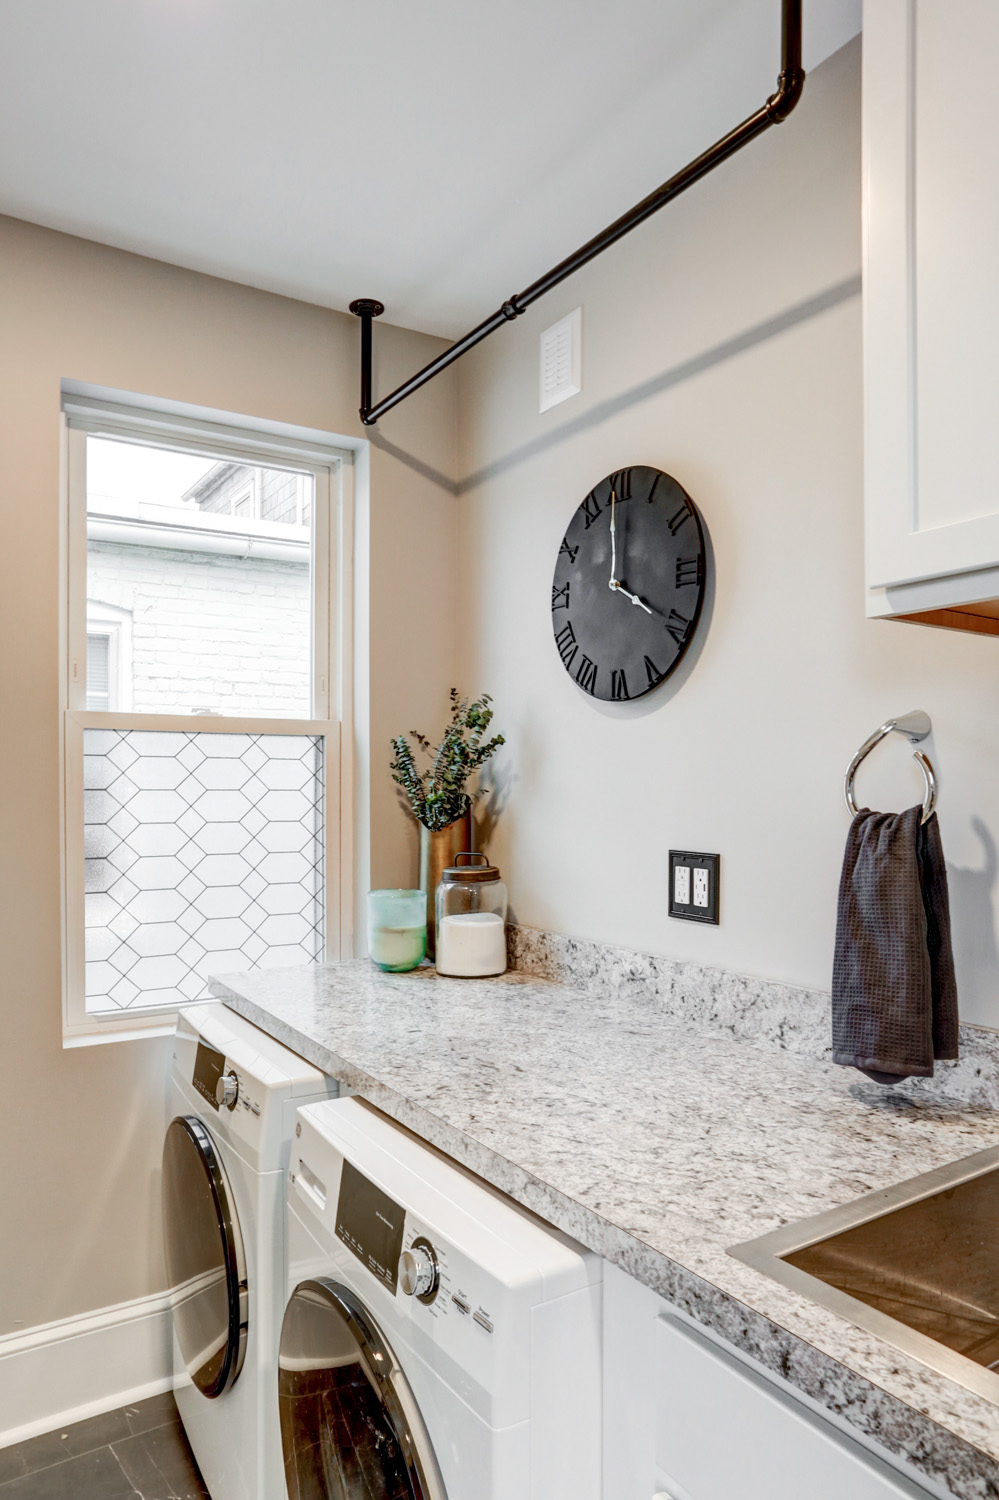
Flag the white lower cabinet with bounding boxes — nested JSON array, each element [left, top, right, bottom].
[[602, 1264, 939, 1500]]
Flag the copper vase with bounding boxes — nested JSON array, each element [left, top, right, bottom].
[[419, 814, 472, 960]]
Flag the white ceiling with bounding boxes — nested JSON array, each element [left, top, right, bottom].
[[0, 0, 860, 338]]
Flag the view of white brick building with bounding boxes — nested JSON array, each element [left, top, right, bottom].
[[86, 454, 313, 718]]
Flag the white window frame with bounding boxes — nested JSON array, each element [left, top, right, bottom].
[[232, 481, 255, 518], [296, 473, 310, 526], [86, 601, 134, 711], [60, 397, 354, 1045]]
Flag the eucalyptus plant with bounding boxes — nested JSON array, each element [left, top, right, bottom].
[[390, 690, 505, 832]]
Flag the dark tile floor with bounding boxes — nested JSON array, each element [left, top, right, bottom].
[[0, 1392, 210, 1499]]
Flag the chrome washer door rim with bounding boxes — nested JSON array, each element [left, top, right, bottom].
[[162, 1114, 248, 1399], [279, 1277, 447, 1500]]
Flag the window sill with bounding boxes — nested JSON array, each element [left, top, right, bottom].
[[62, 999, 217, 1048]]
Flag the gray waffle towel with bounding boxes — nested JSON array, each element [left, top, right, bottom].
[[832, 806, 958, 1084]]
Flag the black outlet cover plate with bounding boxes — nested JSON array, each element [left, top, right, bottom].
[[669, 850, 720, 924]]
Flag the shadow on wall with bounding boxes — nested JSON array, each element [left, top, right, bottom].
[[365, 275, 862, 498], [948, 817, 999, 1019], [371, 429, 459, 496], [457, 274, 862, 494], [474, 759, 517, 856]]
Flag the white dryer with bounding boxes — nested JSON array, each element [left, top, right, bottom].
[[279, 1097, 602, 1500], [162, 1003, 336, 1500]]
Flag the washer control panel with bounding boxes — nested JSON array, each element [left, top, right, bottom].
[[192, 1041, 262, 1119], [398, 1221, 495, 1335], [398, 1237, 439, 1303], [215, 1069, 239, 1111], [192, 1040, 226, 1111]]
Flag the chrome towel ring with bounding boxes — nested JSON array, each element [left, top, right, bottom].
[[843, 711, 938, 824]]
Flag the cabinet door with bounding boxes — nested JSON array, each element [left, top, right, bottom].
[[865, 0, 999, 594], [602, 1265, 933, 1500], [654, 1315, 932, 1500]]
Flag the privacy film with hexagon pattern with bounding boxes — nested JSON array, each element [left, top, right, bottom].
[[83, 729, 324, 1012]]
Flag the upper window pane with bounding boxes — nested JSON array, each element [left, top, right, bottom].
[[86, 435, 315, 718]]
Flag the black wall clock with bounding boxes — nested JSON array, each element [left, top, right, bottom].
[[551, 466, 706, 702]]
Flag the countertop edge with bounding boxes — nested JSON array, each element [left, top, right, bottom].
[[216, 982, 999, 1500]]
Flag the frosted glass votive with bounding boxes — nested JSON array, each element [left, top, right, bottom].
[[367, 889, 427, 972]]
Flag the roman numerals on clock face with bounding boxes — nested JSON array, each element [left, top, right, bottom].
[[550, 465, 706, 702], [575, 655, 598, 695], [580, 491, 602, 529], [554, 619, 577, 671]]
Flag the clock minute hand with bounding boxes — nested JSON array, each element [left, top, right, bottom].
[[607, 486, 653, 613], [608, 488, 618, 588]]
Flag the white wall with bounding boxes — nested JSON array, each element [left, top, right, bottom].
[[455, 38, 999, 1029], [0, 214, 457, 1336]]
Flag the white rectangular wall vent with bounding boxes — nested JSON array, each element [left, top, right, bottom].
[[539, 307, 582, 413]]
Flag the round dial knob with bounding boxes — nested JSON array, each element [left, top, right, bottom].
[[215, 1070, 239, 1111], [399, 1245, 438, 1299]]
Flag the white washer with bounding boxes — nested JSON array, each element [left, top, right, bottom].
[[280, 1097, 602, 1500], [162, 1003, 336, 1500]]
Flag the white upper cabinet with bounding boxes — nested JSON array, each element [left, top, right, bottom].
[[864, 0, 999, 633]]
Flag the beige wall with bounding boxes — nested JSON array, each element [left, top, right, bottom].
[[6, 31, 999, 1345], [0, 216, 457, 1332], [455, 39, 999, 1029]]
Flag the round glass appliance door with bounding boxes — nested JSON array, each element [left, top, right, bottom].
[[279, 1279, 447, 1500], [162, 1114, 248, 1399]]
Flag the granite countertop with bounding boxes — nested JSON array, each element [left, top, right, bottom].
[[210, 942, 999, 1500]]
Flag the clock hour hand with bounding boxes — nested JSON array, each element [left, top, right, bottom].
[[610, 581, 653, 615]]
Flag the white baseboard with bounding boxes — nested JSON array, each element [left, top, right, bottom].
[[0, 1290, 173, 1450]]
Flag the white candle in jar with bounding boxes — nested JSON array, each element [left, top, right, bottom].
[[367, 889, 426, 972], [435, 912, 506, 977], [370, 923, 426, 970]]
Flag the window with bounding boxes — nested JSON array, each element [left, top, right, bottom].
[[86, 634, 111, 711], [85, 602, 133, 711], [62, 399, 351, 1041]]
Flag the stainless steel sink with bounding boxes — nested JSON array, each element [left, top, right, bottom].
[[729, 1146, 999, 1403]]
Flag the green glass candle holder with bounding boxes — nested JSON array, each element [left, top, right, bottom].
[[367, 889, 427, 972]]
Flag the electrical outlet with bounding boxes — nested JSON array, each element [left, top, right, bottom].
[[669, 850, 719, 924]]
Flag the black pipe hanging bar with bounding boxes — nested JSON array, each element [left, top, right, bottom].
[[350, 0, 804, 426]]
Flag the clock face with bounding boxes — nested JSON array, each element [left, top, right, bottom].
[[551, 466, 706, 702]]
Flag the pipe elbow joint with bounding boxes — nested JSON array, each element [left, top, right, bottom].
[[766, 66, 805, 122]]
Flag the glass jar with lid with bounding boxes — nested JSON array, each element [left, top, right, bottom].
[[435, 853, 508, 977]]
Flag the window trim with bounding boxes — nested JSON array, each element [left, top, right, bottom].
[[60, 402, 354, 1045]]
